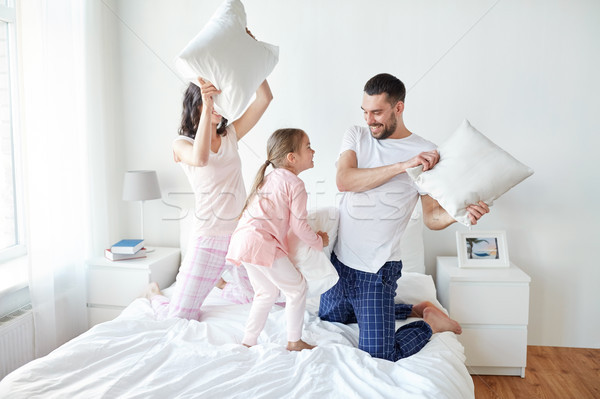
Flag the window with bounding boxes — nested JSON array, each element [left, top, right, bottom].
[[0, 2, 25, 263]]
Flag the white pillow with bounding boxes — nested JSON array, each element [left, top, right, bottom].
[[398, 201, 425, 274], [407, 119, 534, 226], [175, 0, 279, 121], [306, 206, 339, 256], [395, 272, 446, 314], [288, 207, 340, 297]]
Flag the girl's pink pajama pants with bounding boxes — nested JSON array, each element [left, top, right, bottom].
[[242, 256, 307, 346], [151, 235, 254, 320]]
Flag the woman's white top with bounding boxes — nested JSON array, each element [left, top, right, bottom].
[[174, 125, 245, 237]]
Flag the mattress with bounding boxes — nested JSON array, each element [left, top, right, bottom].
[[0, 285, 474, 398]]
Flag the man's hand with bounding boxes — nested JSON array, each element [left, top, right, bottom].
[[422, 196, 490, 230], [466, 201, 490, 225], [403, 150, 440, 172]]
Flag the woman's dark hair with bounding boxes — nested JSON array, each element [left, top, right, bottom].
[[178, 82, 228, 138], [363, 73, 406, 105]]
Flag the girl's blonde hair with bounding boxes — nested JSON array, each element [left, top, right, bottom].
[[241, 128, 306, 215]]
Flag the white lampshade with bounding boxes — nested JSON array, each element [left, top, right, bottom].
[[122, 170, 161, 201]]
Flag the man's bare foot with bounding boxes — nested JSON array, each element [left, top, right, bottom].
[[286, 339, 316, 352], [410, 301, 436, 318], [215, 278, 227, 290], [144, 282, 162, 300], [422, 306, 462, 334]]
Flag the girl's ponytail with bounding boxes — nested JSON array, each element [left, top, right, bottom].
[[239, 128, 305, 217], [241, 160, 270, 216]]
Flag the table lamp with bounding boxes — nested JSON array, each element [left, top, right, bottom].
[[122, 170, 161, 251]]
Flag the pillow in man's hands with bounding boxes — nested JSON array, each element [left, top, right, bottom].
[[407, 119, 533, 226], [175, 0, 279, 121]]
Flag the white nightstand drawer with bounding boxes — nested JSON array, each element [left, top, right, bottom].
[[449, 283, 529, 325], [86, 247, 180, 326], [436, 256, 530, 377], [459, 326, 528, 368], [87, 267, 150, 306]]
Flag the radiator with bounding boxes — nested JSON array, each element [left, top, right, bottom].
[[0, 304, 34, 380]]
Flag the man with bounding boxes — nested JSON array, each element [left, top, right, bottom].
[[319, 73, 489, 361]]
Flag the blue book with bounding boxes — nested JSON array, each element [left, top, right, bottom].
[[111, 239, 144, 255]]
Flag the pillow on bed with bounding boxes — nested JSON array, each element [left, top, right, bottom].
[[406, 119, 534, 226], [288, 207, 339, 297], [395, 271, 446, 312], [175, 0, 279, 121]]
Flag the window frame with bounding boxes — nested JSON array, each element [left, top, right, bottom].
[[0, 1, 26, 264]]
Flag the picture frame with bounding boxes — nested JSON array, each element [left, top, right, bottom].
[[456, 230, 510, 268]]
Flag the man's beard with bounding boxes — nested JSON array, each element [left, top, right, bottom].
[[370, 117, 397, 140]]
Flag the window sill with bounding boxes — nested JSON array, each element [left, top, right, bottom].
[[0, 255, 28, 296], [0, 256, 30, 318]]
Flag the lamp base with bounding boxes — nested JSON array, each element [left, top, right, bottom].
[[145, 247, 156, 253]]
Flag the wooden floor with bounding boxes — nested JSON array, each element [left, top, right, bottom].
[[472, 346, 600, 398]]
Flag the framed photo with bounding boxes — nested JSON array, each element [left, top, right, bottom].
[[456, 230, 510, 268]]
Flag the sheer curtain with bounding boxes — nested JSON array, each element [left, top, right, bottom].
[[18, 0, 110, 357]]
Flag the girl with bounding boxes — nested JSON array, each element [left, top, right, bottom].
[[147, 73, 272, 320], [227, 128, 329, 351]]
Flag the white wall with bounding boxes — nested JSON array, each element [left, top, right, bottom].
[[102, 0, 600, 348]]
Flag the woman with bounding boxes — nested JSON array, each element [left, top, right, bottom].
[[148, 71, 272, 320]]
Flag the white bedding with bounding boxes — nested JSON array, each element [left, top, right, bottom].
[[1, 286, 474, 399]]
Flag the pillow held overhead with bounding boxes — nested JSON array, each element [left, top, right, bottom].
[[175, 0, 279, 121], [407, 119, 534, 226]]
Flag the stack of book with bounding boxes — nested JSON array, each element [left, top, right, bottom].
[[105, 239, 146, 261]]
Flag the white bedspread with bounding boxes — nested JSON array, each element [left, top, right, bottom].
[[1, 289, 474, 399]]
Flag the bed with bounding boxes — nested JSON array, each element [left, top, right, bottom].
[[0, 206, 475, 398]]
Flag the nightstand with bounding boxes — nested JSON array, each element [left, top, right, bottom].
[[86, 247, 180, 328], [435, 256, 531, 378]]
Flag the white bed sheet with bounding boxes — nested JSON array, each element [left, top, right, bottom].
[[1, 288, 474, 399]]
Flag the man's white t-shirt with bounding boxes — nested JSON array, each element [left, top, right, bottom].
[[334, 125, 436, 273]]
